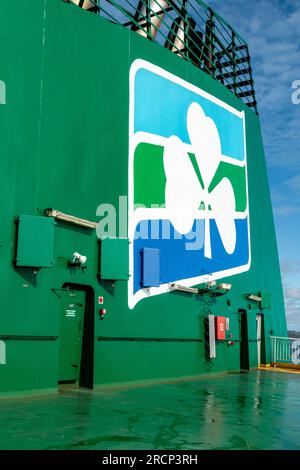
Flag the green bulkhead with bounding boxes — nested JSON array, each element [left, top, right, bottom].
[[0, 0, 286, 396]]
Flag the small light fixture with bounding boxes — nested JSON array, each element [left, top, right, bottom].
[[169, 283, 198, 294], [72, 252, 87, 265], [197, 282, 232, 296], [217, 283, 232, 291], [247, 294, 262, 302], [207, 280, 216, 288]]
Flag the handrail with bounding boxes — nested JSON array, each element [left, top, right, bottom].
[[270, 336, 300, 365], [69, 0, 258, 113], [271, 335, 300, 341], [194, 0, 247, 45]]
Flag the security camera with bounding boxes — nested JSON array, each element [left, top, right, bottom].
[[72, 252, 87, 265]]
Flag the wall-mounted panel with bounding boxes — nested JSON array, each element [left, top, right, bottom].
[[16, 216, 55, 268]]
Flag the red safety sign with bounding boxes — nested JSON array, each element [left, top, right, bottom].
[[215, 316, 226, 340]]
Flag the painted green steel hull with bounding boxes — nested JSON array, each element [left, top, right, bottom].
[[0, 1, 286, 396]]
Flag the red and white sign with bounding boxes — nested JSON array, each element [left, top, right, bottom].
[[98, 296, 104, 305], [215, 316, 226, 340]]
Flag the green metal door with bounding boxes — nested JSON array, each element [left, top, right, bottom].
[[58, 290, 86, 382]]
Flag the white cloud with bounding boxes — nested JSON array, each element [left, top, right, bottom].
[[281, 259, 300, 275], [286, 174, 300, 193], [273, 204, 300, 215], [283, 285, 300, 329], [285, 287, 300, 301], [280, 260, 300, 329], [271, 173, 300, 215]]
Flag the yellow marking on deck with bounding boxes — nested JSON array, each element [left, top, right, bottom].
[[259, 363, 300, 375]]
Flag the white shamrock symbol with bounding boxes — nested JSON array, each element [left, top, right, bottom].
[[163, 102, 236, 259]]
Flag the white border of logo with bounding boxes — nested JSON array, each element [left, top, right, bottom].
[[128, 59, 251, 309]]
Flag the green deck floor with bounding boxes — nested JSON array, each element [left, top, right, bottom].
[[1, 370, 299, 450]]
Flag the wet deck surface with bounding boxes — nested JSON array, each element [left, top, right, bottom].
[[1, 370, 300, 450]]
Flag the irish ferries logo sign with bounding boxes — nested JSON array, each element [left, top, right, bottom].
[[128, 60, 250, 308]]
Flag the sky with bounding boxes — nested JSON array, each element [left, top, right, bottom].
[[207, 0, 300, 330]]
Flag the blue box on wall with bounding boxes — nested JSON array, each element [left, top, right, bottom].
[[141, 248, 160, 287]]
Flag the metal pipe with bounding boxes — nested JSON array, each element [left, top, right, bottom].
[[134, 0, 169, 39], [204, 17, 215, 74], [70, 0, 95, 10], [45, 209, 97, 229]]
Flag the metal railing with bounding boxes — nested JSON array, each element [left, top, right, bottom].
[[270, 336, 300, 365], [69, 0, 258, 113]]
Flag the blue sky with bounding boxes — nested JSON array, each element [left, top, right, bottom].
[[207, 0, 300, 330]]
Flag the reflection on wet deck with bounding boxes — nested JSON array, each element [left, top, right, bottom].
[[1, 370, 300, 450]]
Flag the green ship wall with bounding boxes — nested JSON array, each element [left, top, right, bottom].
[[0, 0, 286, 395]]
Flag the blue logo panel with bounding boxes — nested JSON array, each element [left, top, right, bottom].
[[128, 60, 251, 308]]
